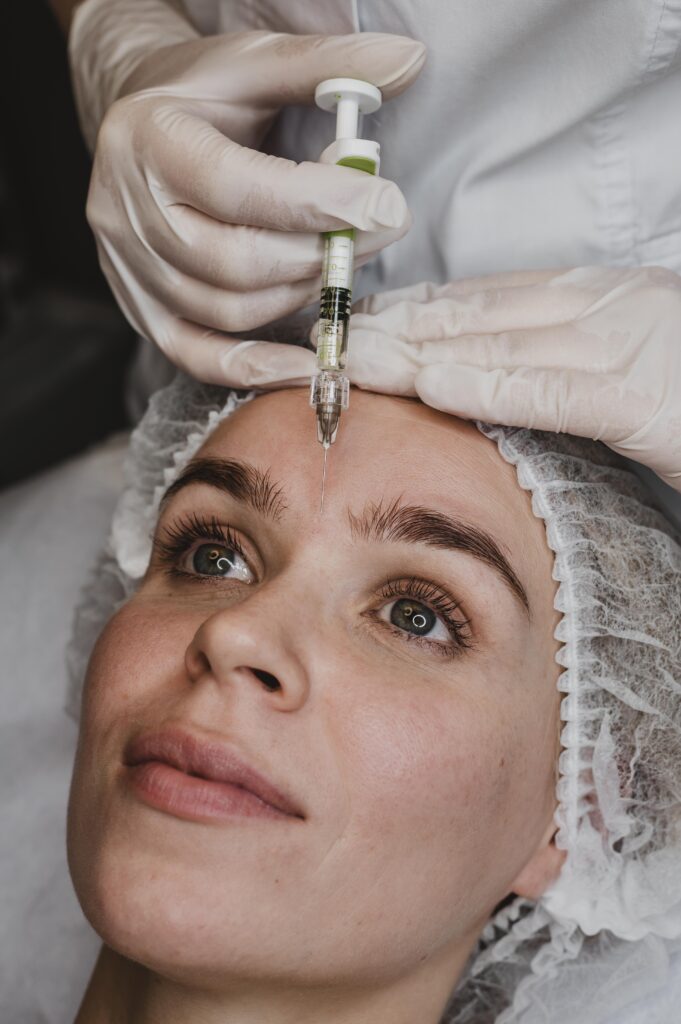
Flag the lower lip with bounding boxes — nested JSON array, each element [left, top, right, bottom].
[[125, 761, 294, 823]]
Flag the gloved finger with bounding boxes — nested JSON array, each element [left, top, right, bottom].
[[340, 314, 509, 392], [149, 204, 405, 292], [350, 266, 654, 343], [124, 31, 426, 107], [343, 333, 421, 395], [344, 313, 614, 398], [135, 106, 410, 233], [352, 270, 563, 316], [130, 255, 324, 334], [420, 323, 622, 373], [171, 329, 318, 388], [96, 237, 321, 372], [352, 280, 456, 316], [228, 31, 426, 105], [414, 363, 636, 440], [346, 276, 619, 346], [103, 262, 318, 386]]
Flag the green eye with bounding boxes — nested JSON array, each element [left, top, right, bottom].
[[389, 599, 436, 636], [191, 543, 251, 581]]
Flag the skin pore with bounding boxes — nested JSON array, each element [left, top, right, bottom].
[[68, 388, 565, 1024]]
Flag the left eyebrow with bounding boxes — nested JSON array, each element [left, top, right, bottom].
[[160, 457, 287, 521], [348, 497, 530, 615]]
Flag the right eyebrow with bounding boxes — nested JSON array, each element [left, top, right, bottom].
[[159, 456, 287, 521], [348, 497, 530, 615]]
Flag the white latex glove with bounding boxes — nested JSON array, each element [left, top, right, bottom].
[[69, 0, 425, 386], [338, 267, 681, 492]]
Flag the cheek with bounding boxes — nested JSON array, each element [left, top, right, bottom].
[[322, 643, 523, 899], [69, 601, 193, 851], [323, 637, 558, 912], [68, 601, 201, 939], [337, 681, 514, 844], [80, 599, 194, 726]]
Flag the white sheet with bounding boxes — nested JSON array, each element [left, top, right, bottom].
[[0, 436, 126, 1023]]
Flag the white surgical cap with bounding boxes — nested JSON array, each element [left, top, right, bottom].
[[66, 373, 681, 1024]]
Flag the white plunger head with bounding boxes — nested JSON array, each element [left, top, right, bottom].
[[315, 78, 382, 140]]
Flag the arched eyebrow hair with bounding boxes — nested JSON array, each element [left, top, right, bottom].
[[159, 458, 529, 614], [160, 456, 287, 521], [348, 497, 530, 615]]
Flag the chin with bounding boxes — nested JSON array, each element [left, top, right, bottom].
[[66, 823, 293, 986], [71, 854, 219, 979]]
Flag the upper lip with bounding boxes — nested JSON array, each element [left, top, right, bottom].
[[124, 726, 305, 819]]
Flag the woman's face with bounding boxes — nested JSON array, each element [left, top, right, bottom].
[[68, 389, 562, 991]]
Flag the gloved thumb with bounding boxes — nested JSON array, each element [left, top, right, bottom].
[[250, 31, 427, 105], [129, 30, 427, 106]]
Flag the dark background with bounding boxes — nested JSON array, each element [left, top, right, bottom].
[[0, 0, 135, 489]]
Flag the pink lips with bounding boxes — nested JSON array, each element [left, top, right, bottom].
[[123, 727, 304, 823]]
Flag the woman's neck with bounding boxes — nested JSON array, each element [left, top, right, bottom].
[[74, 939, 474, 1024]]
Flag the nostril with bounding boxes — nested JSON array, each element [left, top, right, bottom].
[[251, 668, 281, 692]]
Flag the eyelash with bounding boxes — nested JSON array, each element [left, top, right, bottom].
[[153, 515, 473, 657], [374, 577, 472, 656], [154, 513, 247, 581]]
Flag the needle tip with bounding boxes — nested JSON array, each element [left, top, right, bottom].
[[320, 445, 329, 513]]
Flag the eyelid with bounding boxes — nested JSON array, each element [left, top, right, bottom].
[[374, 616, 466, 659], [152, 512, 261, 580], [370, 577, 473, 656]]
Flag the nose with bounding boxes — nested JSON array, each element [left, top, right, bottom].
[[184, 591, 310, 711]]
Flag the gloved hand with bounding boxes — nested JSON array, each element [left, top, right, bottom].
[[69, 0, 425, 386], [339, 267, 681, 492]]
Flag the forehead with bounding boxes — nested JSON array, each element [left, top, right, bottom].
[[198, 388, 546, 570]]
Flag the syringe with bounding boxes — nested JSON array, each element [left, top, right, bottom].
[[310, 78, 383, 510]]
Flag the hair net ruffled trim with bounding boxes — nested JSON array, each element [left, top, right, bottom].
[[441, 425, 681, 1023], [65, 374, 681, 1024], [480, 424, 681, 943]]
